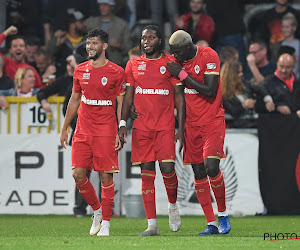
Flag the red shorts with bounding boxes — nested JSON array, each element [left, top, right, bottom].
[[131, 128, 175, 165], [183, 119, 225, 165], [71, 134, 119, 173]]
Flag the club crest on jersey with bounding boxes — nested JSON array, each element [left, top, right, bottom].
[[136, 86, 142, 94], [194, 65, 200, 74], [160, 66, 166, 74], [138, 62, 146, 70], [206, 63, 216, 69], [101, 77, 108, 86]]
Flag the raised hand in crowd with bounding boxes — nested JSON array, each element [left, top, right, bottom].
[[3, 25, 18, 37], [277, 105, 291, 115]]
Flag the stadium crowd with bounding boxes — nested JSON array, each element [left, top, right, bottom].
[[1, 0, 300, 126]]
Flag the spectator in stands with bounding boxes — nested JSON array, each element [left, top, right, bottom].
[[0, 56, 15, 109], [272, 13, 300, 79], [25, 37, 41, 69], [219, 45, 239, 67], [221, 61, 275, 128], [34, 49, 56, 85], [259, 0, 300, 49], [86, 0, 132, 68], [175, 0, 215, 45], [47, 11, 88, 78], [151, 0, 178, 35], [260, 53, 300, 115], [0, 26, 43, 89], [43, 0, 98, 47], [14, 67, 38, 96], [206, 0, 247, 65], [244, 40, 277, 85], [0, 56, 15, 96]]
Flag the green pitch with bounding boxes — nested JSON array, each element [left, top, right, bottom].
[[0, 215, 299, 249]]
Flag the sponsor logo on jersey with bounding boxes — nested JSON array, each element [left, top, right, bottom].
[[101, 77, 108, 86], [194, 65, 200, 74], [82, 81, 88, 84], [83, 72, 91, 79], [138, 62, 146, 70], [81, 95, 112, 106], [184, 87, 199, 94], [135, 86, 169, 95], [206, 63, 216, 69], [160, 66, 166, 74]]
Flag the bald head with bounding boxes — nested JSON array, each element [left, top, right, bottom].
[[277, 53, 295, 80], [169, 30, 193, 46]]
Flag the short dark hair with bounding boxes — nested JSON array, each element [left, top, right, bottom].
[[139, 25, 165, 54], [26, 37, 41, 47], [249, 39, 267, 50], [8, 35, 26, 49], [86, 28, 109, 44]]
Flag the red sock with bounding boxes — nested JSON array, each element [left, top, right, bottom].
[[76, 177, 101, 211], [210, 171, 226, 212], [141, 170, 156, 219], [194, 178, 215, 223], [101, 182, 115, 221], [162, 170, 178, 204]]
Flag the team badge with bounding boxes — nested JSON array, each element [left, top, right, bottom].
[[160, 66, 166, 74], [194, 65, 200, 74], [101, 77, 108, 86], [135, 86, 142, 94], [206, 63, 216, 69], [86, 69, 89, 72]]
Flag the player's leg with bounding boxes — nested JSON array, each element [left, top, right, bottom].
[[97, 172, 114, 236], [138, 162, 160, 236], [73, 171, 90, 218], [159, 162, 181, 232], [192, 163, 219, 235], [205, 158, 231, 234], [203, 118, 230, 234], [92, 136, 119, 237], [72, 134, 102, 235]]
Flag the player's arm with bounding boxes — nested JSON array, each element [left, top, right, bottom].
[[60, 90, 81, 149], [118, 85, 134, 144], [173, 84, 185, 152], [116, 95, 124, 123], [167, 61, 219, 98]]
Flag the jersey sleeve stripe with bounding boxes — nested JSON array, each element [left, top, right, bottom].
[[204, 72, 219, 75]]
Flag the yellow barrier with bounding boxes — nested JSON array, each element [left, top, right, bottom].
[[1, 96, 65, 134]]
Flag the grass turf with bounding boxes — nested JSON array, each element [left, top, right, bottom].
[[0, 215, 299, 249]]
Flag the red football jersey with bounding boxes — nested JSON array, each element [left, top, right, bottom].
[[73, 60, 126, 136], [126, 54, 181, 131], [183, 46, 224, 126]]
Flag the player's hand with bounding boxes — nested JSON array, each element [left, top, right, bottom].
[[167, 62, 182, 78], [277, 105, 291, 115], [265, 100, 275, 112], [130, 105, 139, 120], [175, 129, 184, 153], [60, 129, 68, 149], [4, 26, 18, 36], [115, 134, 123, 151], [118, 126, 127, 145]]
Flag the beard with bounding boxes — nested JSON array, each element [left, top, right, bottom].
[[89, 51, 102, 60], [143, 43, 160, 56]]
